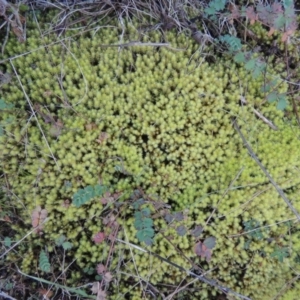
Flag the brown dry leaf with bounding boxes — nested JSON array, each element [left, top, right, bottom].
[[100, 192, 114, 205], [268, 27, 276, 37], [92, 232, 106, 244], [91, 282, 107, 299], [228, 3, 240, 20], [96, 263, 106, 275], [91, 282, 100, 294], [38, 288, 54, 299], [43, 90, 53, 97], [246, 6, 257, 25], [281, 28, 296, 43], [10, 19, 25, 42], [96, 132, 109, 144], [103, 272, 113, 283], [85, 123, 97, 131], [49, 119, 64, 137], [31, 206, 48, 234], [97, 290, 107, 300], [61, 199, 70, 208], [194, 241, 213, 262]]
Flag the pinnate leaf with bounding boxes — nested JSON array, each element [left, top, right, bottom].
[[62, 241, 73, 250], [277, 97, 288, 110], [39, 250, 51, 273]]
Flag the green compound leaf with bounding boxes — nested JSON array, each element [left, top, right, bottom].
[[271, 246, 289, 262], [234, 52, 246, 63], [203, 236, 216, 249], [219, 35, 242, 52], [94, 184, 106, 196], [274, 14, 286, 29], [141, 207, 151, 217], [134, 217, 153, 230], [205, 0, 226, 16], [0, 99, 14, 110], [136, 228, 155, 245], [267, 91, 278, 103], [55, 235, 66, 246], [62, 241, 73, 250], [277, 97, 288, 110], [73, 185, 105, 207], [245, 59, 256, 71], [131, 198, 145, 209], [39, 250, 51, 273], [243, 219, 264, 240], [4, 237, 12, 247], [261, 79, 279, 93]]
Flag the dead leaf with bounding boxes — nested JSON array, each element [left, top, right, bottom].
[[194, 241, 213, 262], [85, 123, 97, 131], [96, 132, 109, 144], [38, 288, 53, 299], [31, 206, 48, 234], [49, 119, 63, 137], [92, 232, 105, 244], [43, 90, 53, 97], [246, 6, 258, 25], [103, 272, 113, 283], [100, 192, 114, 205], [10, 19, 25, 42], [96, 263, 106, 275], [61, 199, 70, 208], [268, 27, 276, 36], [97, 290, 107, 300], [91, 282, 107, 300]]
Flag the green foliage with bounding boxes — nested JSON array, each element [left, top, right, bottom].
[[134, 208, 155, 245], [72, 184, 106, 207], [132, 199, 155, 245], [203, 236, 216, 249], [266, 92, 288, 110], [55, 235, 73, 250], [219, 35, 242, 52], [271, 246, 289, 263], [0, 99, 14, 136], [0, 99, 14, 110], [205, 0, 227, 17], [4, 237, 11, 247], [243, 219, 264, 240], [39, 250, 51, 273]]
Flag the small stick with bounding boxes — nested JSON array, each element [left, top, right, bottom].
[[240, 96, 278, 130], [233, 118, 300, 221]]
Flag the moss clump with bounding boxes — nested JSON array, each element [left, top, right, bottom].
[[1, 13, 300, 299]]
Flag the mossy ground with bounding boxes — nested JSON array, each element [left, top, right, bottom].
[[1, 2, 300, 300]]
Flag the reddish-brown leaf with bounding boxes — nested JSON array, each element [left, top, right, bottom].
[[246, 6, 258, 25], [93, 232, 105, 244], [38, 288, 53, 299], [96, 263, 106, 275]]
